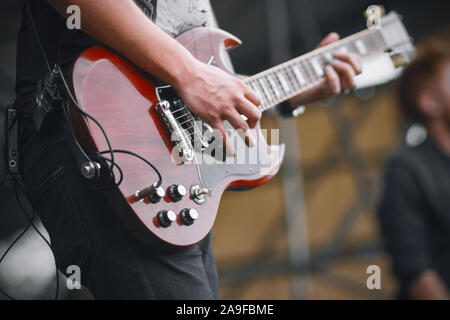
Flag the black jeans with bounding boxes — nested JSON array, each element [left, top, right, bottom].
[[20, 130, 219, 299]]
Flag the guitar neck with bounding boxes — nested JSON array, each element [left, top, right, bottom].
[[245, 28, 388, 112]]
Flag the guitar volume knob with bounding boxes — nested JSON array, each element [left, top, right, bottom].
[[168, 184, 186, 202], [135, 183, 165, 203], [157, 210, 176, 228], [147, 184, 166, 203], [180, 208, 198, 226]]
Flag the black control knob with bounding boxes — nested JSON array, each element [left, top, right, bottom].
[[148, 184, 166, 203], [157, 210, 176, 228], [168, 184, 186, 202], [180, 208, 199, 226]]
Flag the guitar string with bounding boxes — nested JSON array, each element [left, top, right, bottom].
[[168, 23, 406, 148], [168, 29, 388, 142], [258, 31, 387, 111], [203, 31, 382, 114]]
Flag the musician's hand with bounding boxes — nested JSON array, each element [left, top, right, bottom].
[[174, 59, 261, 154], [321, 32, 362, 94], [290, 32, 362, 106]]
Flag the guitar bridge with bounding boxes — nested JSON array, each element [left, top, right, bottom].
[[155, 86, 213, 163]]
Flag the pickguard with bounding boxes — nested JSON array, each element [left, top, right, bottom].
[[195, 120, 274, 191]]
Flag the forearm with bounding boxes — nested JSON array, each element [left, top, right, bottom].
[[408, 270, 449, 300], [48, 0, 196, 88]]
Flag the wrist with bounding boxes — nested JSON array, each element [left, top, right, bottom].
[[169, 52, 198, 91]]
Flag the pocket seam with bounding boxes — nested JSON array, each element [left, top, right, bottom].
[[30, 166, 64, 204], [22, 136, 65, 175], [55, 174, 92, 270]]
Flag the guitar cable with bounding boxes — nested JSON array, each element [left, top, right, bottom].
[[57, 63, 163, 187], [0, 0, 163, 300], [1, 109, 60, 300], [25, 0, 163, 188]]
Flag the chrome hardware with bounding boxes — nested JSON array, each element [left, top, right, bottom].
[[156, 99, 194, 162], [156, 86, 216, 163], [172, 99, 210, 149], [190, 184, 209, 205], [365, 5, 385, 29], [390, 53, 409, 68], [80, 161, 101, 180]]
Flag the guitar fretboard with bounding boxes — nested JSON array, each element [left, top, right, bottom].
[[244, 28, 387, 112]]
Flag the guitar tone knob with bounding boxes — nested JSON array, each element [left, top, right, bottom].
[[168, 184, 186, 202], [180, 208, 198, 226], [157, 210, 176, 228]]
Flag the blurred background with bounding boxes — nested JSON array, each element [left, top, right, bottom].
[[1, 0, 450, 299]]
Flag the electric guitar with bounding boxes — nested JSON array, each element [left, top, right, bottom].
[[70, 11, 415, 247]]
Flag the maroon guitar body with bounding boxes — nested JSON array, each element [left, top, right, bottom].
[[70, 12, 415, 248], [70, 27, 285, 248]]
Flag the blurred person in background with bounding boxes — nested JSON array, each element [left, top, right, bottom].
[[378, 41, 450, 300]]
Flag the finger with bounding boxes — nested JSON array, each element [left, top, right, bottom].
[[333, 52, 362, 74], [223, 109, 256, 147], [236, 98, 261, 129], [330, 59, 356, 89], [243, 85, 262, 107], [325, 65, 341, 95], [214, 121, 235, 156], [318, 32, 340, 48]]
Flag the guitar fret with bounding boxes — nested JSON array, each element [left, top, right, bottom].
[[246, 27, 389, 112], [259, 77, 273, 103], [337, 46, 348, 53], [249, 81, 265, 107], [376, 31, 386, 50], [268, 76, 277, 99], [368, 32, 380, 52], [355, 39, 368, 54], [311, 57, 324, 76], [277, 71, 291, 94], [303, 59, 315, 83], [283, 67, 296, 94], [286, 66, 299, 92], [324, 51, 333, 63], [268, 74, 281, 98], [366, 33, 374, 51], [292, 64, 306, 86], [255, 80, 271, 108]]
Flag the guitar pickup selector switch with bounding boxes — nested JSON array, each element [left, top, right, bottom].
[[157, 210, 176, 228], [190, 184, 209, 205], [168, 184, 186, 202], [180, 208, 199, 226]]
